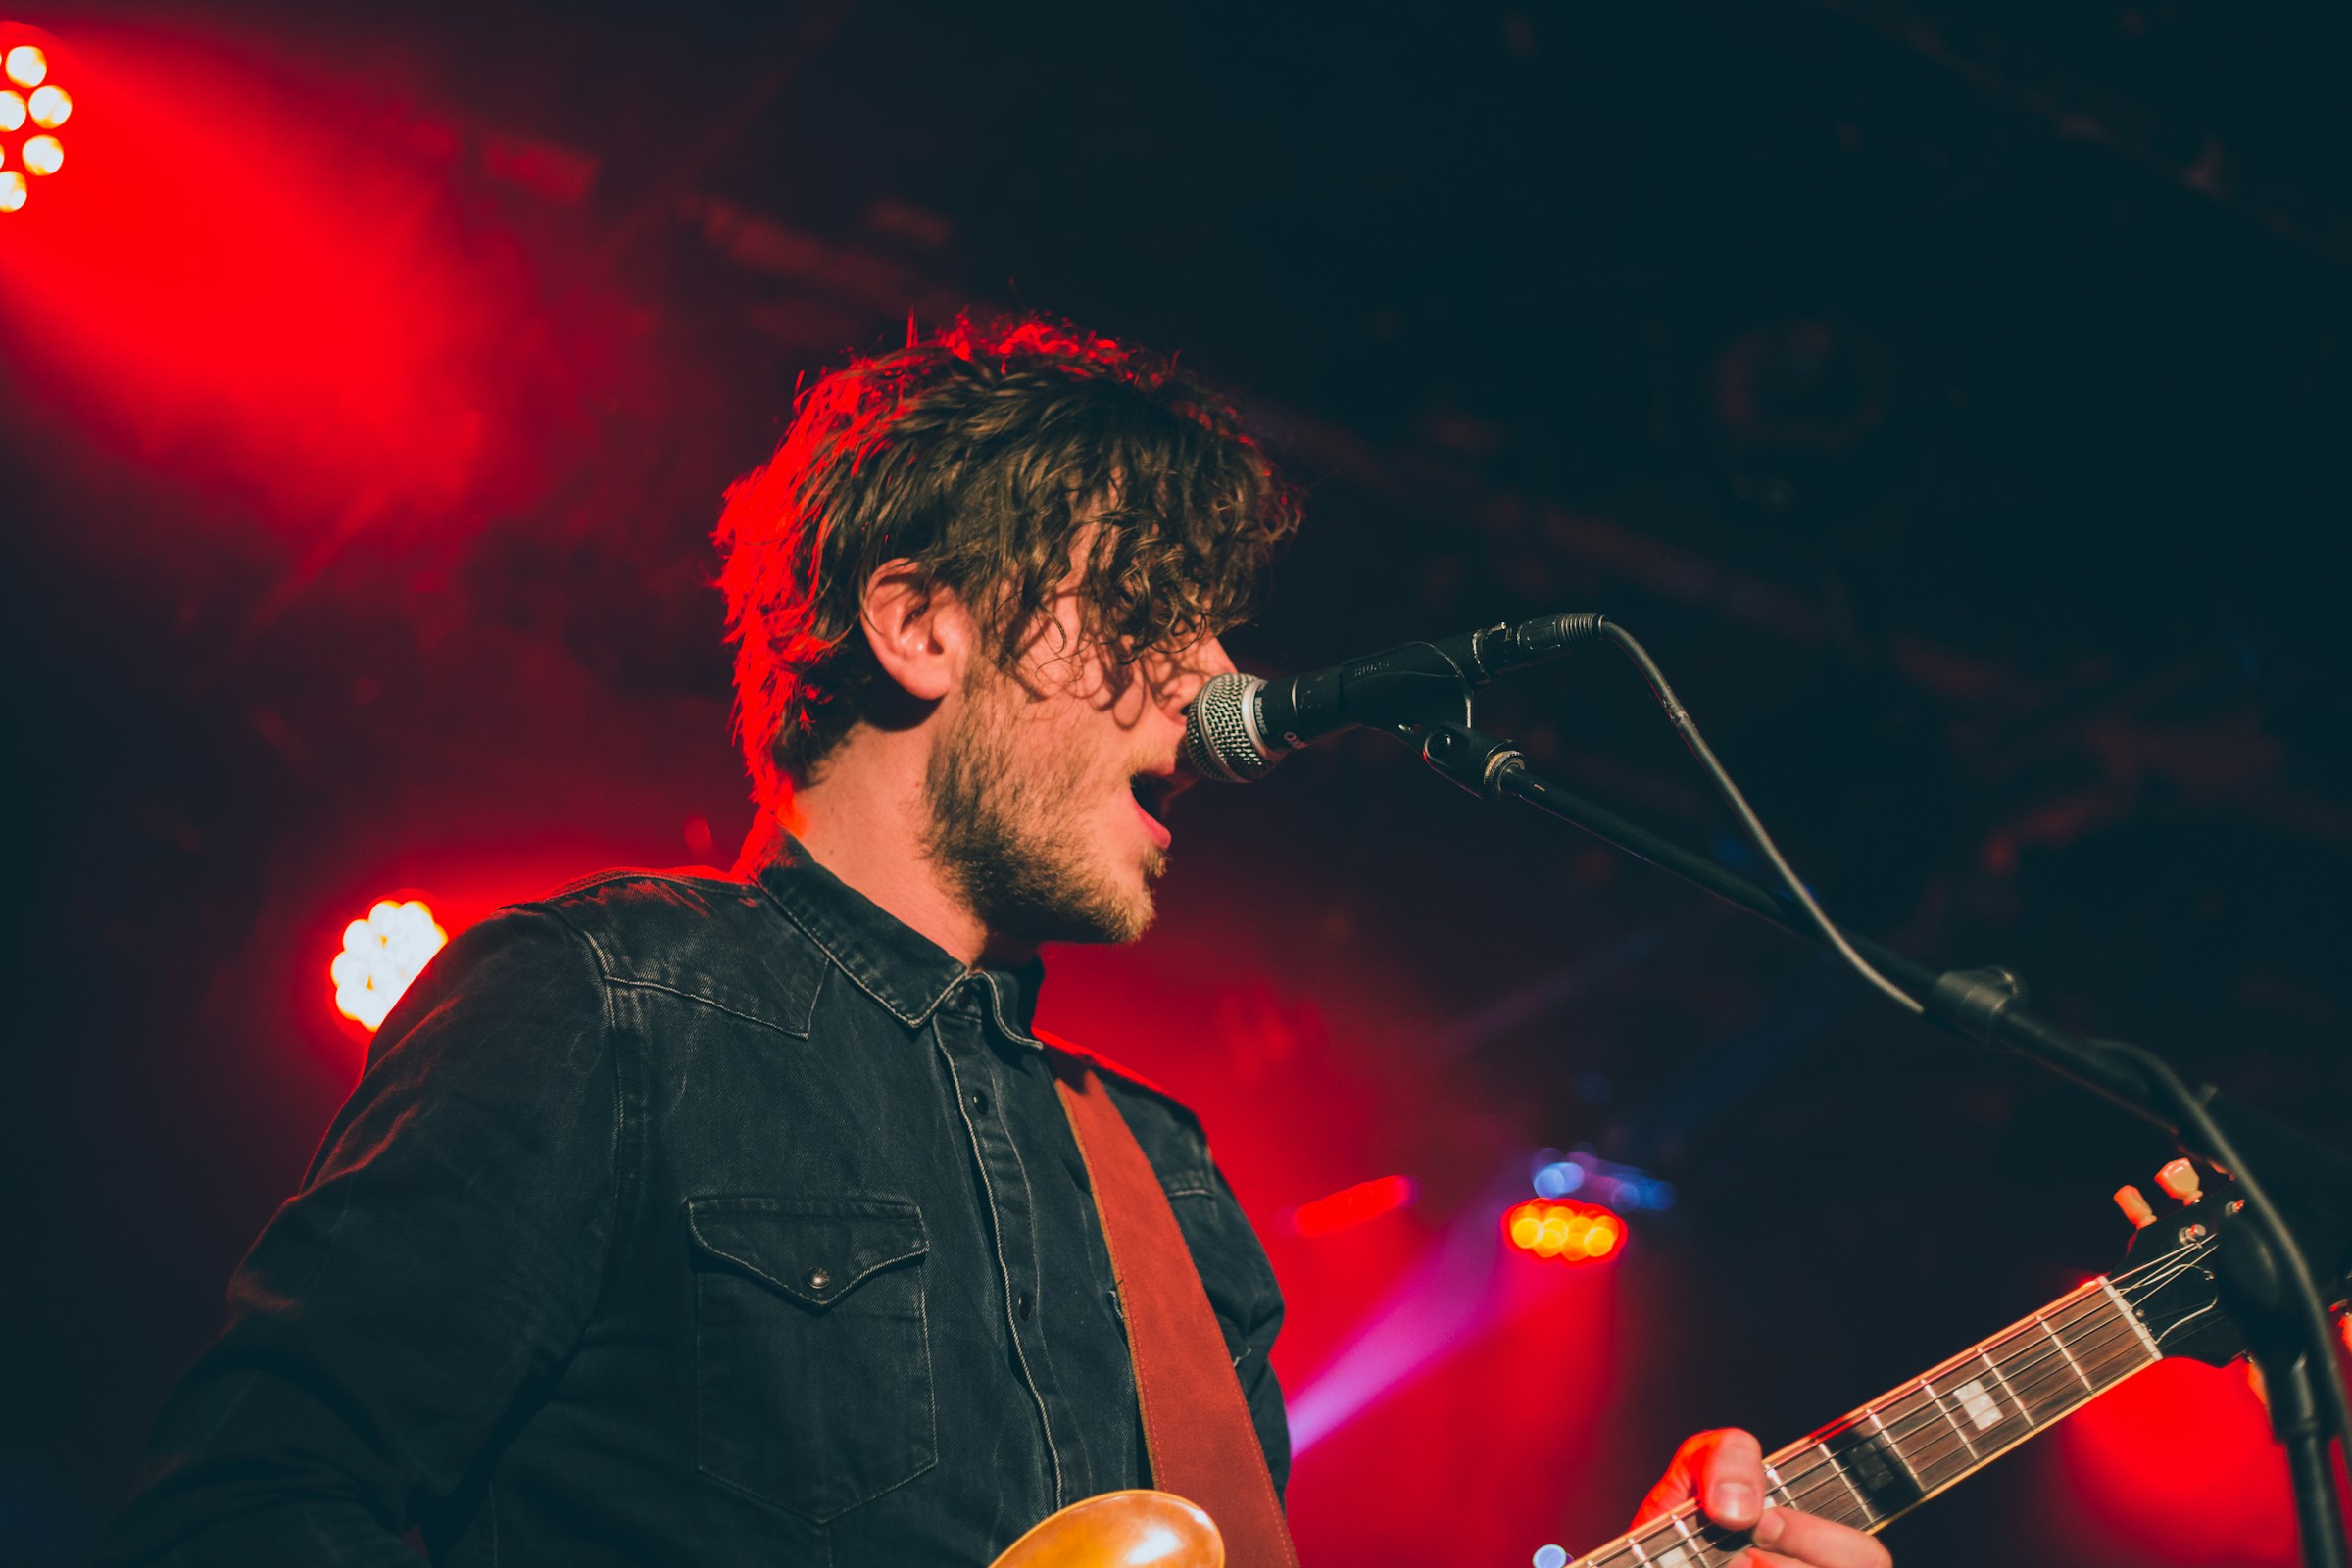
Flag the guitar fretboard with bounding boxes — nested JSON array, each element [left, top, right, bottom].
[[1567, 1275, 2164, 1568]]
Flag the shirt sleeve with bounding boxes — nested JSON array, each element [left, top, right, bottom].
[[96, 906, 619, 1567]]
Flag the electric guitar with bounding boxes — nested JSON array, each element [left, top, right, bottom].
[[988, 1158, 2318, 1568]]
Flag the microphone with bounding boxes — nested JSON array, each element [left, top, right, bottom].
[[1183, 612, 1604, 783]]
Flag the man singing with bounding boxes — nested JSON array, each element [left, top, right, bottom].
[[101, 317, 1889, 1568]]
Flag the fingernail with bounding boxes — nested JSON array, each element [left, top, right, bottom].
[[1709, 1481, 1756, 1520], [1752, 1508, 1783, 1547]]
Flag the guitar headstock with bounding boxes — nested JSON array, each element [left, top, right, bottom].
[[2110, 1158, 2247, 1366]]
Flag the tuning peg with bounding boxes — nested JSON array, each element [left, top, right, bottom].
[[2155, 1159, 2202, 1204], [2114, 1185, 2158, 1229]]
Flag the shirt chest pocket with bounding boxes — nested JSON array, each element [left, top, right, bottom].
[[686, 1196, 936, 1522]]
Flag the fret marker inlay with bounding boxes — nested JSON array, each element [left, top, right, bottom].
[[1953, 1378, 2001, 1433], [1819, 1424, 1922, 1520], [1546, 1265, 2192, 1568]]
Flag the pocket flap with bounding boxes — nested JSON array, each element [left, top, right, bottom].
[[686, 1196, 928, 1309]]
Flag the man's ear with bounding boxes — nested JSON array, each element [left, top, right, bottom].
[[860, 559, 970, 704]]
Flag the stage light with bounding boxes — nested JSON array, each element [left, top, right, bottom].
[[21, 131, 58, 174], [331, 898, 449, 1031], [0, 90, 22, 131], [0, 170, 23, 212], [26, 82, 65, 126], [1533, 1546, 1569, 1568], [1531, 1148, 1676, 1212], [1503, 1199, 1627, 1264], [1289, 1173, 1418, 1238], [4, 43, 43, 88]]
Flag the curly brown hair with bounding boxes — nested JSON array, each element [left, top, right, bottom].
[[714, 315, 1299, 809]]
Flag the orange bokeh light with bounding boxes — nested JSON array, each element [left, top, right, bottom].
[[5, 43, 45, 89], [1503, 1199, 1626, 1263], [27, 82, 67, 127], [330, 898, 449, 1031], [22, 132, 60, 175]]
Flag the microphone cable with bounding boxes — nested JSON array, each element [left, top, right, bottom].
[[1591, 617, 1925, 1018], [1592, 618, 2350, 1516]]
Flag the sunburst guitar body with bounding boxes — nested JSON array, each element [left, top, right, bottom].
[[988, 1490, 1223, 1568]]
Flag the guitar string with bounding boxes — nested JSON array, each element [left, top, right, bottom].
[[1741, 1236, 2215, 1507], [1803, 1297, 2159, 1473], [1570, 1241, 2218, 1566], [1580, 1321, 2141, 1568], [1580, 1245, 2216, 1566], [1741, 1305, 2157, 1513], [1770, 1320, 2142, 1522], [1749, 1316, 2154, 1533], [1622, 1311, 2161, 1566], [1572, 1315, 2159, 1568]]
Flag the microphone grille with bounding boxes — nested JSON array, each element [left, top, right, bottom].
[[1183, 672, 1277, 784]]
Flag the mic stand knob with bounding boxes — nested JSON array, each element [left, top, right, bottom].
[[1421, 723, 1525, 800]]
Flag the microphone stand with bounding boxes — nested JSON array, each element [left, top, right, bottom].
[[1407, 718, 2352, 1568]]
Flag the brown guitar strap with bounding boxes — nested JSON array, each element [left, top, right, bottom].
[[1043, 1040, 1299, 1568]]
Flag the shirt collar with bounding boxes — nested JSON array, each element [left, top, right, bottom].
[[744, 826, 1045, 1047]]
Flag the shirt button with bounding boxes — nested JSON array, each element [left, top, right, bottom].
[[806, 1267, 831, 1291], [1016, 1290, 1033, 1320], [968, 1090, 990, 1116]]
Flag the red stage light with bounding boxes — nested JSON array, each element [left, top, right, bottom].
[[5, 43, 44, 88], [0, 170, 23, 211], [21, 130, 58, 174], [1503, 1199, 1626, 1262], [1290, 1174, 1418, 1238], [0, 90, 22, 131], [26, 82, 65, 127], [331, 898, 449, 1031]]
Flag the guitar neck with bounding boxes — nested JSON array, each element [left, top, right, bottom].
[[1567, 1275, 2166, 1568]]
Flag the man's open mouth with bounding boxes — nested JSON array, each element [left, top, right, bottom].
[[1129, 770, 1184, 826]]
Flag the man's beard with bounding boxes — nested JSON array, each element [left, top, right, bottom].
[[920, 667, 1166, 947]]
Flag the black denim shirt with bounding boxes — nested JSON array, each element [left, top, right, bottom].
[[100, 840, 1289, 1566]]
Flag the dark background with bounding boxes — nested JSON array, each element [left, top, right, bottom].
[[5, 3, 2349, 1564]]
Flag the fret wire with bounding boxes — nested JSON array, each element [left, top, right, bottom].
[[2098, 1277, 2165, 1360], [1921, 1376, 1983, 1462], [1571, 1280, 2181, 1566], [1765, 1277, 2118, 1483], [1872, 1335, 2154, 1494], [1863, 1406, 1924, 1489], [1756, 1308, 2157, 1510], [1897, 1278, 2108, 1395], [1978, 1347, 2025, 1416], [1704, 1266, 2189, 1560], [1816, 1438, 1876, 1523], [2032, 1309, 2093, 1396], [1869, 1325, 2155, 1486], [1662, 1509, 1725, 1568], [1629, 1512, 1695, 1568], [1892, 1318, 2151, 1470], [1880, 1387, 1969, 1492], [1784, 1465, 1867, 1529], [1900, 1351, 2102, 1479]]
